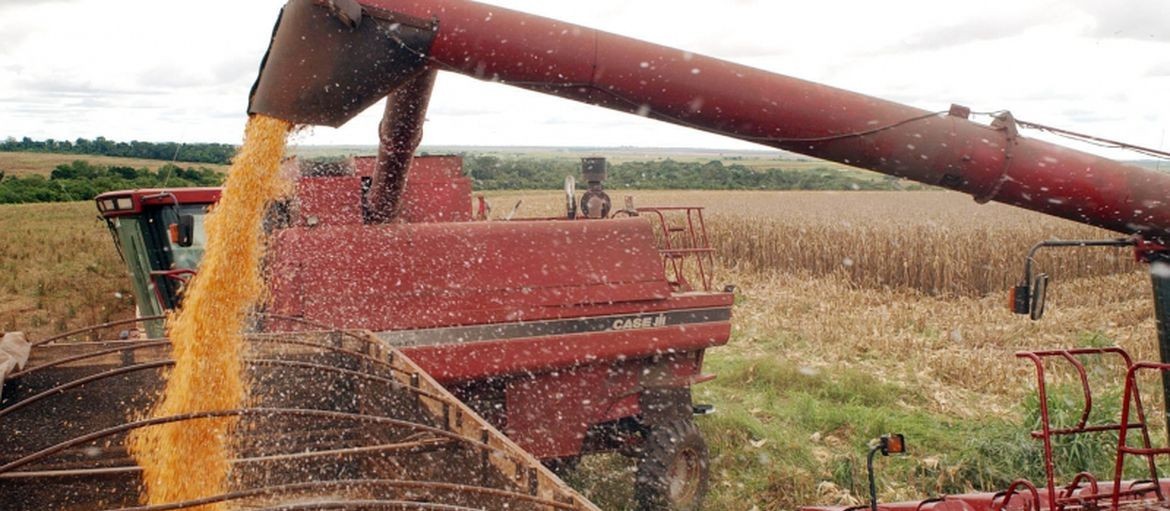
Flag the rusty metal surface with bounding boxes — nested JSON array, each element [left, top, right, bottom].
[[247, 0, 436, 127], [0, 320, 600, 510]]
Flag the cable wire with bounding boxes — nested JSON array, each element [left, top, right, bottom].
[[1015, 119, 1170, 161]]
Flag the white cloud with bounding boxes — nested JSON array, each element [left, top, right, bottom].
[[1071, 0, 1170, 42], [1150, 62, 1170, 78], [0, 0, 1166, 159]]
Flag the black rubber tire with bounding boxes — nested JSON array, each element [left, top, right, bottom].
[[634, 419, 710, 510], [542, 455, 581, 476]]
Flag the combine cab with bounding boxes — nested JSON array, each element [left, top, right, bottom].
[[96, 187, 219, 337]]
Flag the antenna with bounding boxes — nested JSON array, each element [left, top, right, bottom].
[[162, 142, 185, 188]]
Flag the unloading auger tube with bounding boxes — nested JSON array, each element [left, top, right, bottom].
[[250, 0, 1170, 242], [248, 0, 1170, 430]]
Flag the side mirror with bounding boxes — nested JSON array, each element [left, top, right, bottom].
[[1010, 283, 1031, 315], [177, 214, 195, 247], [564, 175, 577, 219], [1009, 273, 1050, 320], [1030, 273, 1049, 321], [1009, 237, 1134, 320]]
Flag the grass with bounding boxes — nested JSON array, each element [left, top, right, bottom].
[[568, 355, 1159, 509], [686, 267, 1160, 509], [1, 188, 1162, 509], [0, 151, 229, 176], [0, 201, 137, 338], [570, 330, 1166, 509]]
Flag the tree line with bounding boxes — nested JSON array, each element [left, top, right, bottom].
[[0, 153, 912, 204], [0, 160, 225, 204], [462, 155, 911, 191], [1, 136, 235, 165]]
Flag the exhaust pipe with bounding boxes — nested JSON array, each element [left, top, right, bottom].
[[247, 0, 437, 127]]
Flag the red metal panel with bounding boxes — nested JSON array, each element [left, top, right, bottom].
[[799, 481, 1170, 511], [403, 322, 729, 382], [295, 176, 363, 226], [397, 155, 470, 221], [353, 156, 376, 179], [504, 363, 638, 458], [358, 0, 1170, 243], [266, 217, 674, 330], [399, 178, 472, 222], [399, 156, 472, 223], [266, 249, 303, 319], [409, 155, 464, 180], [479, 351, 707, 458]]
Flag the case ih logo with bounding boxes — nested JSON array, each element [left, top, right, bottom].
[[611, 313, 668, 331]]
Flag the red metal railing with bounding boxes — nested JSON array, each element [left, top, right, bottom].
[[1112, 361, 1170, 509], [634, 206, 715, 292], [994, 479, 1041, 511], [1014, 347, 1164, 511]]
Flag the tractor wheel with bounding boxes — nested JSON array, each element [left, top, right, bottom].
[[634, 419, 709, 510], [542, 455, 581, 476]]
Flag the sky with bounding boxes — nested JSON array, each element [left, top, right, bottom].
[[1, 0, 1168, 156]]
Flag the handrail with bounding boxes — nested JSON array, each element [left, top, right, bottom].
[[1014, 347, 1154, 511], [1112, 362, 1170, 509], [636, 206, 715, 291]]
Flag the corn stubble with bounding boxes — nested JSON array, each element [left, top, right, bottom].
[[486, 189, 1139, 297], [128, 115, 291, 509]]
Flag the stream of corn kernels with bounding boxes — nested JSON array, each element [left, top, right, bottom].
[[128, 114, 291, 510]]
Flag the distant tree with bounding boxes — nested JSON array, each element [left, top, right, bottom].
[[458, 155, 900, 192], [50, 163, 76, 180], [109, 166, 139, 180], [0, 136, 237, 164], [1, 159, 227, 204]]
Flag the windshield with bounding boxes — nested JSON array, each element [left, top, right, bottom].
[[160, 204, 209, 271], [105, 202, 211, 336]]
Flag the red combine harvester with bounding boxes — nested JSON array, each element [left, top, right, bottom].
[[93, 152, 731, 508], [5, 0, 1170, 509]]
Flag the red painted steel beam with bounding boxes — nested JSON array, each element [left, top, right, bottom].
[[353, 0, 1170, 242]]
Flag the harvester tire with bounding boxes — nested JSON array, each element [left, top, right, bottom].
[[634, 418, 709, 510], [543, 455, 581, 476]]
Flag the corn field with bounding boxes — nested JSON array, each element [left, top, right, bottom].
[[0, 190, 1145, 339], [706, 215, 1136, 297], [487, 189, 1142, 297]]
